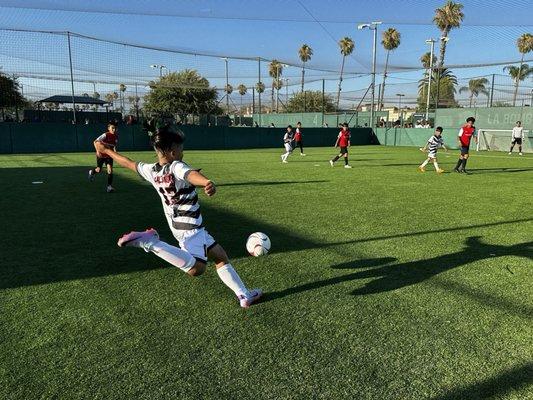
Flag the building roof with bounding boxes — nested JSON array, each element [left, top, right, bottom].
[[38, 95, 107, 105]]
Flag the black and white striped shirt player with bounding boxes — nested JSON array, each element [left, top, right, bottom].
[[136, 160, 215, 263], [426, 135, 445, 158]]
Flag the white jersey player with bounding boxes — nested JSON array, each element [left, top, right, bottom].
[[281, 125, 294, 163], [95, 126, 262, 308], [509, 121, 524, 155]]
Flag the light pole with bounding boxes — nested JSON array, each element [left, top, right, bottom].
[[396, 93, 405, 126], [425, 39, 435, 121], [222, 58, 229, 114], [150, 64, 167, 77], [358, 21, 382, 128]]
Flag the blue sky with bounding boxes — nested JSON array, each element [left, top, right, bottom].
[[0, 0, 532, 106]]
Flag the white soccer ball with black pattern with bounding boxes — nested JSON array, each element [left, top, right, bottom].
[[246, 232, 271, 257]]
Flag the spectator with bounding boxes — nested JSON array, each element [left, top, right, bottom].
[[323, 122, 329, 128], [270, 123, 275, 128], [415, 120, 423, 128]]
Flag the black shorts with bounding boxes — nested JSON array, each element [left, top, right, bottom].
[[512, 138, 522, 145], [460, 146, 470, 155], [96, 156, 113, 168], [340, 146, 348, 155]]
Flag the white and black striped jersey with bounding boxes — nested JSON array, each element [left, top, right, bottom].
[[427, 135, 444, 152], [283, 131, 294, 143], [136, 161, 202, 230]]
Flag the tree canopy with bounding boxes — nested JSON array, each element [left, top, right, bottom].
[[144, 69, 222, 121], [285, 91, 335, 113], [0, 73, 26, 109]]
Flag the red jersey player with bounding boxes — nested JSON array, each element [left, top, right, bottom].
[[88, 121, 119, 192], [454, 117, 477, 173], [329, 122, 352, 168], [294, 122, 306, 156]]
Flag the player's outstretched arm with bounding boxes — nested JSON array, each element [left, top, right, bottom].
[[95, 143, 137, 172], [187, 170, 216, 197]]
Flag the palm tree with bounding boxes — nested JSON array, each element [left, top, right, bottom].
[[378, 28, 401, 111], [420, 52, 437, 69], [273, 79, 283, 112], [118, 84, 126, 113], [92, 91, 100, 112], [418, 68, 458, 108], [459, 78, 489, 107], [336, 37, 354, 111], [504, 64, 533, 105], [509, 33, 533, 105], [433, 1, 464, 67], [268, 60, 283, 111], [237, 84, 247, 115], [298, 44, 313, 93], [104, 93, 115, 109]]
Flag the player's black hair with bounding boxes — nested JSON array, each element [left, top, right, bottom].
[[342, 122, 348, 127], [297, 121, 301, 125], [435, 126, 443, 132], [466, 117, 475, 123], [287, 125, 293, 129], [516, 121, 521, 124], [108, 121, 117, 127], [151, 125, 185, 153]]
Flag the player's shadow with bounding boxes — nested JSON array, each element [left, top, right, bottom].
[[467, 167, 533, 174], [263, 237, 532, 310], [217, 180, 328, 187]]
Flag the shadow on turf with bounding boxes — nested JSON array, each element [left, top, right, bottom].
[[262, 237, 533, 315], [466, 167, 533, 174], [431, 361, 533, 400], [217, 180, 328, 187]]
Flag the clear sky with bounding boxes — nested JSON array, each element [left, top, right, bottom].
[[1, 0, 532, 106]]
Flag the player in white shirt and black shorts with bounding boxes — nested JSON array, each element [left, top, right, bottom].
[[95, 126, 262, 308], [509, 121, 524, 155], [418, 126, 447, 173], [281, 125, 294, 163]]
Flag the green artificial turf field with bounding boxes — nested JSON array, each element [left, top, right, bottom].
[[0, 146, 532, 399]]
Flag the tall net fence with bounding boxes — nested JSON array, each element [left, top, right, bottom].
[[0, 28, 532, 125]]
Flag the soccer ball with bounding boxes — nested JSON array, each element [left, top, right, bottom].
[[246, 232, 271, 257]]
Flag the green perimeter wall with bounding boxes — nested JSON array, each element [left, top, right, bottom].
[[375, 106, 533, 149], [253, 112, 389, 127], [375, 127, 533, 150], [0, 123, 374, 154], [435, 106, 533, 130]]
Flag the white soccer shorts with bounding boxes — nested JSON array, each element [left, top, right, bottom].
[[171, 227, 216, 263], [284, 143, 293, 153]]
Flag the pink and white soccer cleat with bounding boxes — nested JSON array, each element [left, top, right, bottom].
[[117, 228, 159, 250], [239, 288, 263, 308]]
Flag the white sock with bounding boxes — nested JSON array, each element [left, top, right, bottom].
[[433, 161, 440, 170], [216, 264, 250, 297], [146, 240, 195, 272], [421, 159, 429, 167]]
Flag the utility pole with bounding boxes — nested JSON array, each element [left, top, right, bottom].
[[258, 57, 262, 126], [67, 31, 77, 124], [489, 74, 495, 107], [223, 58, 229, 115]]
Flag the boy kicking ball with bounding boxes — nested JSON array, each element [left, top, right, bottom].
[[95, 126, 262, 308], [418, 126, 447, 173]]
